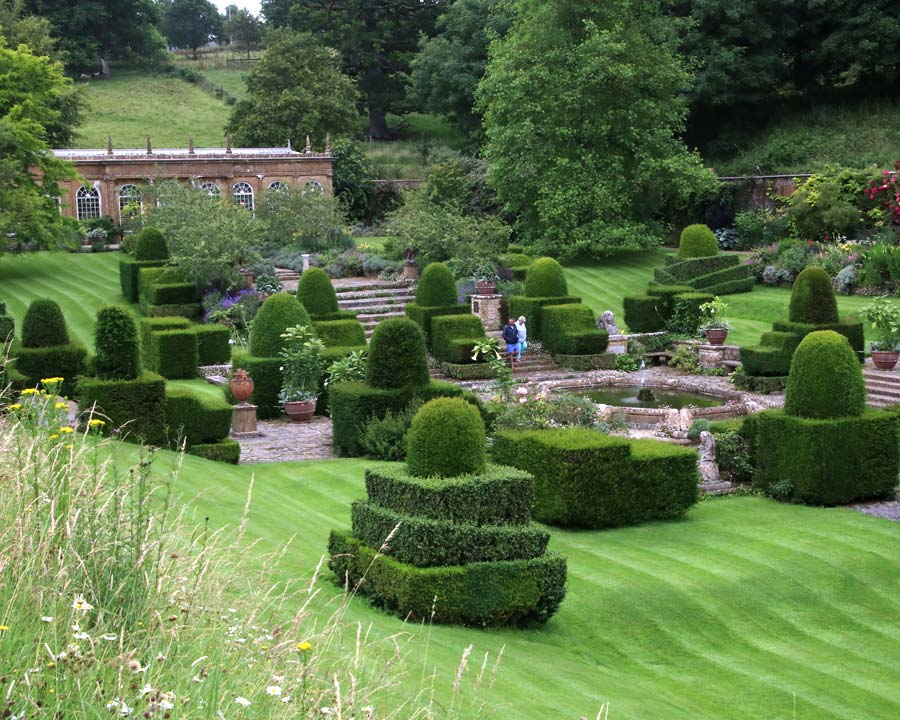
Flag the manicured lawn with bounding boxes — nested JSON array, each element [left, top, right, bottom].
[[140, 449, 900, 719]]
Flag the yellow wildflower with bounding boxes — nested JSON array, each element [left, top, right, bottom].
[[296, 641, 313, 652], [88, 419, 106, 428], [7, 404, 22, 411], [20, 388, 37, 395], [49, 434, 59, 440], [41, 377, 64, 385], [0, 625, 9, 631], [55, 402, 67, 410], [60, 427, 74, 434]]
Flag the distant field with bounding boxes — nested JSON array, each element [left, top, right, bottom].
[[197, 68, 249, 100]]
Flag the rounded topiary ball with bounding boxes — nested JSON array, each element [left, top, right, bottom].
[[788, 266, 838, 325], [677, 224, 719, 259], [133, 227, 168, 261], [366, 317, 430, 389], [249, 293, 312, 357], [784, 330, 865, 419], [406, 397, 486, 478], [415, 263, 458, 307], [524, 257, 568, 297], [94, 306, 140, 380], [297, 267, 339, 316], [22, 298, 69, 348]]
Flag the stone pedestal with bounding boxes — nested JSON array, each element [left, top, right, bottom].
[[696, 343, 741, 370], [607, 335, 628, 355], [231, 403, 259, 437], [302, 253, 310, 272], [403, 263, 419, 281], [471, 294, 503, 332]]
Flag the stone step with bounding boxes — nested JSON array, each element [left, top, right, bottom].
[[334, 279, 412, 293], [336, 287, 415, 300], [338, 296, 414, 310], [864, 377, 900, 393], [867, 395, 900, 409]]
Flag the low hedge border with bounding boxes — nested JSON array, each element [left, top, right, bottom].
[[772, 320, 864, 359], [328, 530, 567, 626], [165, 387, 232, 448], [119, 258, 164, 303], [188, 438, 241, 464], [507, 296, 581, 339], [364, 463, 533, 526], [13, 343, 87, 396], [733, 373, 788, 394], [431, 314, 487, 364], [662, 253, 739, 276], [350, 501, 550, 568], [404, 303, 470, 347], [148, 330, 198, 379], [76, 372, 167, 446], [140, 316, 190, 368], [701, 277, 755, 295], [553, 352, 616, 371], [312, 310, 357, 321], [623, 295, 667, 332], [141, 302, 202, 319], [689, 263, 752, 290], [313, 319, 366, 348], [0, 314, 13, 343], [739, 345, 792, 377], [541, 304, 609, 355], [439, 361, 494, 380], [195, 325, 231, 365]]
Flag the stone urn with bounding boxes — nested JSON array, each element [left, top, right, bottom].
[[403, 263, 419, 281], [475, 281, 497, 295], [284, 399, 316, 422], [230, 369, 254, 403], [705, 328, 728, 345], [871, 350, 900, 371]]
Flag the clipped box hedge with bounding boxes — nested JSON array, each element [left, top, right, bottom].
[[439, 361, 495, 380], [76, 372, 167, 446], [0, 313, 13, 343], [195, 324, 231, 365], [404, 303, 470, 347], [754, 409, 898, 505], [148, 329, 198, 379], [772, 319, 865, 359], [431, 314, 486, 364], [188, 438, 241, 464], [313, 318, 366, 348], [507, 295, 581, 339], [13, 343, 87, 396], [229, 354, 282, 419], [311, 310, 357, 321], [553, 353, 616, 371], [329, 530, 567, 626], [623, 295, 666, 332], [119, 258, 164, 303], [492, 428, 698, 528], [165, 387, 233, 448], [541, 304, 608, 355], [140, 316, 190, 365]]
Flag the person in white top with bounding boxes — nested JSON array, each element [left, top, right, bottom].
[[515, 316, 527, 362]]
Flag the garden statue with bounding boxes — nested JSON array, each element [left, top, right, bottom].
[[698, 431, 720, 484], [597, 310, 620, 335]]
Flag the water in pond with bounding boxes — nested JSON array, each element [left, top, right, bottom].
[[567, 386, 726, 409]]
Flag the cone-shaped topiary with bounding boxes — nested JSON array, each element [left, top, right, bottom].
[[22, 298, 69, 348], [406, 398, 487, 478], [788, 267, 839, 324], [249, 293, 312, 357], [677, 224, 719, 259], [366, 317, 430, 389], [297, 267, 339, 316], [133, 227, 169, 261], [415, 262, 458, 306], [784, 331, 865, 419], [524, 257, 568, 297], [94, 306, 140, 380]]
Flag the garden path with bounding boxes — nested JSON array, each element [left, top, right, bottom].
[[235, 415, 335, 464]]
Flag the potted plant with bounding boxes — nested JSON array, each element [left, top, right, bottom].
[[472, 260, 500, 295], [861, 296, 900, 370], [278, 324, 326, 421], [698, 297, 731, 345]]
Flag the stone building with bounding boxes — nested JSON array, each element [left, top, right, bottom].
[[52, 136, 333, 223]]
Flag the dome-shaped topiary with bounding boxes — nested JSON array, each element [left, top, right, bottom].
[[406, 397, 486, 478], [788, 267, 838, 324], [366, 317, 430, 389], [784, 330, 865, 419], [133, 227, 169, 261], [524, 257, 568, 297], [94, 306, 140, 380], [22, 298, 69, 348], [415, 263, 458, 307], [249, 293, 312, 357], [297, 267, 339, 316], [677, 224, 719, 259]]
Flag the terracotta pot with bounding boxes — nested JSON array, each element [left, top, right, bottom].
[[284, 399, 316, 422], [230, 369, 254, 402], [871, 350, 900, 371], [705, 328, 728, 345], [475, 281, 497, 295]]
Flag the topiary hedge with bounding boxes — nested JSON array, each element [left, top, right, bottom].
[[195, 324, 231, 365], [22, 298, 69, 348], [541, 304, 609, 355], [188, 438, 241, 464], [654, 253, 752, 296], [147, 330, 199, 379], [668, 292, 715, 335], [165, 387, 233, 449], [404, 303, 473, 347], [249, 293, 311, 358], [507, 295, 582, 339], [677, 224, 719, 259], [94, 306, 140, 380], [76, 372, 167, 446], [406, 398, 486, 478], [312, 318, 366, 348], [0, 313, 14, 344], [13, 344, 86, 396], [133, 227, 168, 261], [431, 314, 487, 364], [140, 316, 190, 366], [784, 331, 865, 420], [416, 262, 458, 307], [524, 257, 568, 298], [789, 266, 838, 324], [119, 257, 164, 302], [138, 267, 197, 307], [366, 318, 430, 390], [297, 267, 340, 316], [622, 295, 667, 333]]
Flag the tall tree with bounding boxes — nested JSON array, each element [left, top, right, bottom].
[[477, 0, 717, 259], [160, 0, 223, 57], [223, 7, 261, 54], [261, 0, 441, 139]]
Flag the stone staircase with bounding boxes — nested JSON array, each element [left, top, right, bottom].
[[333, 278, 415, 339], [864, 361, 900, 408]]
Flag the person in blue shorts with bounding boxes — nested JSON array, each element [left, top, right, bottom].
[[502, 317, 519, 370]]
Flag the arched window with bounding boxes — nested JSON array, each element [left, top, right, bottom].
[[118, 184, 142, 217], [76, 185, 101, 220], [199, 181, 221, 197], [267, 180, 287, 192], [232, 181, 254, 210], [303, 179, 323, 195]]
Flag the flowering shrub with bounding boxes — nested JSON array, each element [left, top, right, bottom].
[[866, 171, 900, 227]]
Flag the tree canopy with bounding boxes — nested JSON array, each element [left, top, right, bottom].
[[159, 0, 223, 55], [223, 6, 261, 53]]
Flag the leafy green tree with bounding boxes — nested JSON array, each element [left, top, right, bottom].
[[477, 0, 716, 259], [160, 0, 223, 57], [227, 29, 359, 147], [330, 137, 375, 223], [260, 0, 441, 139], [223, 6, 261, 54], [255, 184, 349, 252], [410, 0, 512, 138]]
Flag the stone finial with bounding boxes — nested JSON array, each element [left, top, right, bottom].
[[305, 134, 311, 154], [225, 133, 233, 156], [106, 136, 113, 155], [188, 136, 195, 155], [146, 135, 152, 155], [325, 133, 331, 154]]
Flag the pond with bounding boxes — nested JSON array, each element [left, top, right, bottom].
[[565, 386, 727, 409]]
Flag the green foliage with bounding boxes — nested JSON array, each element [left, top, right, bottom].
[[789, 267, 839, 325], [229, 354, 282, 419], [249, 293, 311, 358], [256, 184, 350, 253], [541, 304, 609, 355], [667, 292, 715, 335], [94, 306, 140, 380], [118, 258, 164, 303], [133, 227, 168, 261], [657, 254, 742, 285], [195, 324, 231, 365], [312, 319, 365, 349], [297, 267, 339, 316], [678, 224, 719, 259], [0, 313, 14, 343], [785, 168, 869, 241], [755, 409, 898, 506], [226, 29, 360, 146], [861, 297, 900, 351], [404, 303, 471, 347], [76, 373, 167, 446], [160, 0, 223, 53], [13, 344, 86, 396], [491, 428, 699, 529], [359, 400, 422, 461], [622, 295, 667, 333], [554, 353, 617, 371], [164, 387, 232, 449], [784, 331, 865, 420], [139, 317, 190, 367], [431, 314, 487, 364], [772, 320, 865, 359], [188, 438, 241, 464], [506, 296, 581, 339], [277, 324, 325, 402], [148, 330, 199, 380], [739, 345, 794, 378], [406, 398, 486, 478], [366, 318, 430, 389], [416, 263, 459, 306], [524, 257, 568, 298], [331, 138, 376, 223], [22, 298, 69, 348]]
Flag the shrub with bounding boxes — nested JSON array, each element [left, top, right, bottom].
[[789, 267, 839, 324], [405, 303, 475, 346], [296, 267, 339, 316], [660, 254, 739, 281], [406, 398, 487, 478], [229, 354, 282, 419], [142, 302, 202, 319], [524, 257, 568, 297], [119, 258, 164, 302], [784, 331, 865, 419], [21, 298, 69, 348], [249, 293, 311, 357], [431, 315, 487, 364], [133, 227, 168, 261], [359, 400, 422, 461], [13, 344, 87, 396], [667, 292, 715, 335], [507, 295, 582, 339], [772, 320, 865, 359], [148, 330, 199, 379], [416, 262, 458, 307], [0, 313, 13, 343], [140, 316, 190, 366], [195, 324, 231, 365], [76, 372, 167, 446], [622, 295, 667, 332], [646, 284, 695, 314], [165, 387, 233, 448], [312, 319, 366, 348], [188, 438, 241, 464], [94, 306, 140, 380], [541, 304, 609, 355], [366, 318, 430, 389], [678, 224, 719, 259]]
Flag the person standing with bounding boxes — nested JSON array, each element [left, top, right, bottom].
[[515, 316, 527, 362], [502, 317, 519, 370]]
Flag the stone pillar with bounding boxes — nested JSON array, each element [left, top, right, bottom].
[[231, 403, 259, 437], [607, 336, 628, 354], [302, 253, 310, 272], [471, 294, 503, 332]]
